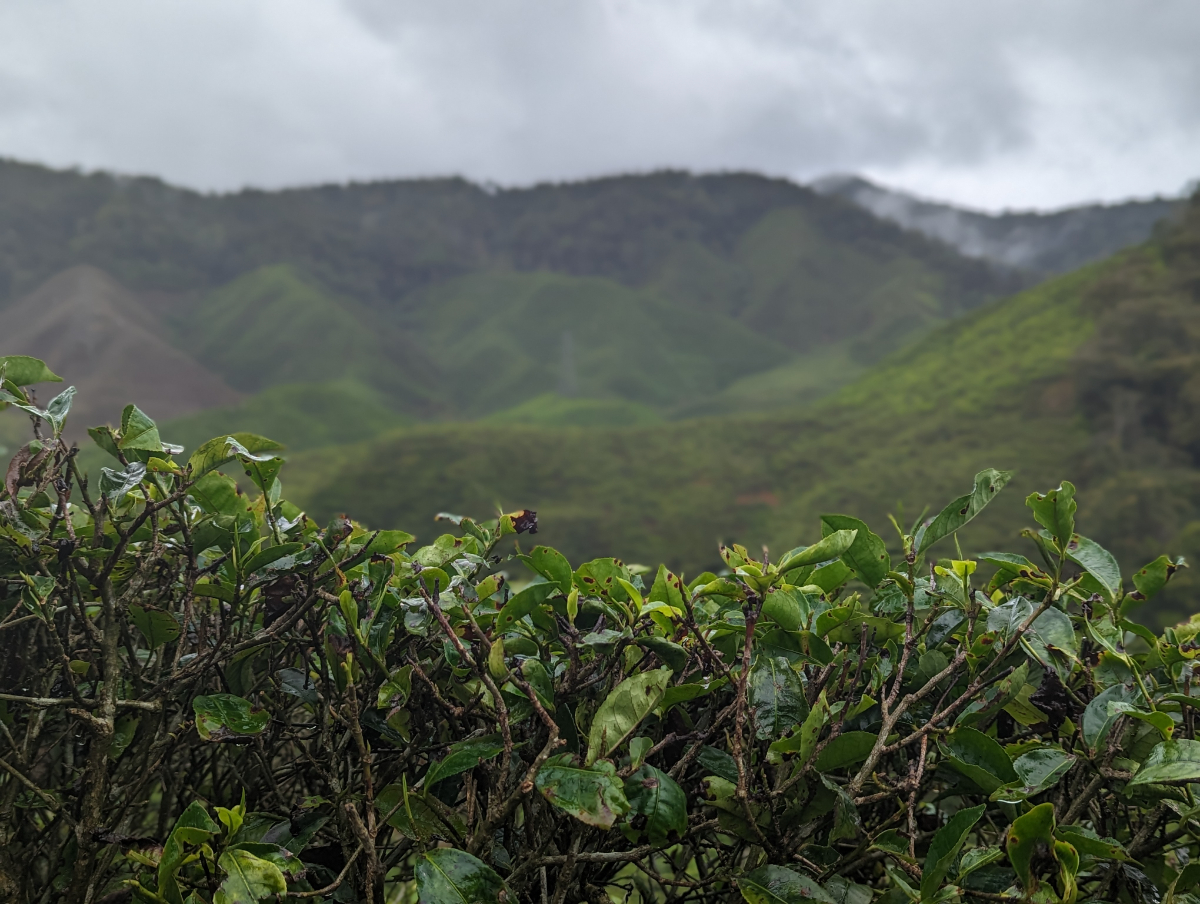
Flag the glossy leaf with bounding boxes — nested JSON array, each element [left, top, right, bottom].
[[495, 582, 558, 634], [821, 514, 890, 588], [624, 764, 687, 843], [813, 731, 877, 773], [737, 864, 836, 904], [98, 462, 147, 503], [193, 694, 270, 742], [518, 545, 574, 595], [777, 530, 858, 572], [1128, 739, 1200, 786], [129, 604, 180, 649], [424, 735, 505, 788], [1130, 554, 1186, 602], [586, 667, 671, 764], [1026, 482, 1076, 548], [535, 754, 630, 828], [416, 847, 511, 904], [943, 727, 1017, 794], [916, 468, 1013, 553], [1064, 534, 1121, 603], [1006, 802, 1056, 894], [0, 355, 62, 387], [921, 803, 985, 901], [1005, 747, 1076, 798], [750, 656, 808, 741], [215, 848, 287, 903]]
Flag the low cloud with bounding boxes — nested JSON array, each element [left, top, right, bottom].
[[0, 0, 1195, 209]]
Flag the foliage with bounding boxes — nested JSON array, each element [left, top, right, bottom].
[[4, 364, 1200, 904]]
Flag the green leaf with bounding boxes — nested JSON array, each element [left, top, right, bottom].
[[495, 582, 559, 634], [1129, 739, 1200, 786], [737, 864, 836, 904], [821, 514, 890, 588], [822, 774, 861, 841], [128, 604, 180, 649], [215, 850, 286, 904], [1003, 747, 1076, 798], [159, 802, 221, 903], [1082, 684, 1135, 753], [360, 530, 415, 557], [187, 433, 284, 479], [1064, 534, 1121, 603], [0, 356, 61, 387], [586, 667, 672, 764], [1006, 802, 1056, 894], [638, 636, 688, 674], [424, 736, 505, 788], [42, 386, 75, 434], [225, 436, 284, 495], [376, 784, 464, 842], [921, 803, 985, 901], [916, 468, 1013, 554], [957, 846, 1004, 882], [1130, 555, 1187, 603], [762, 588, 809, 631], [1054, 825, 1127, 861], [659, 681, 722, 713], [98, 462, 147, 503], [518, 545, 574, 594], [1026, 482, 1076, 548], [648, 564, 688, 610], [813, 731, 877, 773], [943, 727, 1018, 794], [769, 690, 829, 766], [242, 542, 305, 576], [193, 694, 270, 742], [624, 764, 688, 843], [535, 754, 630, 828], [118, 404, 162, 452], [777, 530, 858, 572], [1108, 701, 1174, 739], [750, 657, 808, 741], [416, 847, 511, 904]]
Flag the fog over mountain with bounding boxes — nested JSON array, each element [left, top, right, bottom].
[[814, 175, 1185, 274]]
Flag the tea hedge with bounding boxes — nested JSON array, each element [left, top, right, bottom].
[[1, 356, 1199, 904]]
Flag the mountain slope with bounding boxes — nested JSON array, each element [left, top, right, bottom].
[[0, 266, 239, 432], [814, 174, 1183, 274], [285, 191, 1200, 621]]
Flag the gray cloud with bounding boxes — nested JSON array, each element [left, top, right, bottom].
[[0, 0, 1195, 209]]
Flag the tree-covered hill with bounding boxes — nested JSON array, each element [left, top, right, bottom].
[[284, 190, 1200, 623], [0, 158, 1033, 434]]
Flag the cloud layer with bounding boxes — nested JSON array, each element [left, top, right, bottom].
[[0, 0, 1196, 209]]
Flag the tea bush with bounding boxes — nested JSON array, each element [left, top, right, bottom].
[[2, 356, 1199, 904]]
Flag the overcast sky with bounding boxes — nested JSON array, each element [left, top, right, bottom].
[[0, 1, 1196, 211]]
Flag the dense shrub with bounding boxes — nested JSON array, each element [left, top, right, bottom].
[[1, 357, 1199, 904]]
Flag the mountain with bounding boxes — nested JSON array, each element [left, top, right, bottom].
[[0, 265, 239, 433], [0, 159, 1030, 436], [285, 190, 1200, 623], [813, 174, 1184, 275]]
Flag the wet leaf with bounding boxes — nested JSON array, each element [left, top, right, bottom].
[[193, 694, 269, 742], [586, 667, 671, 764], [750, 656, 808, 741], [535, 754, 630, 829], [821, 514, 890, 588], [737, 864, 836, 904], [915, 469, 1012, 554], [416, 847, 511, 904], [922, 803, 985, 901], [624, 764, 687, 844]]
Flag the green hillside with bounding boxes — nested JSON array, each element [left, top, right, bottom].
[[285, 193, 1200, 621]]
